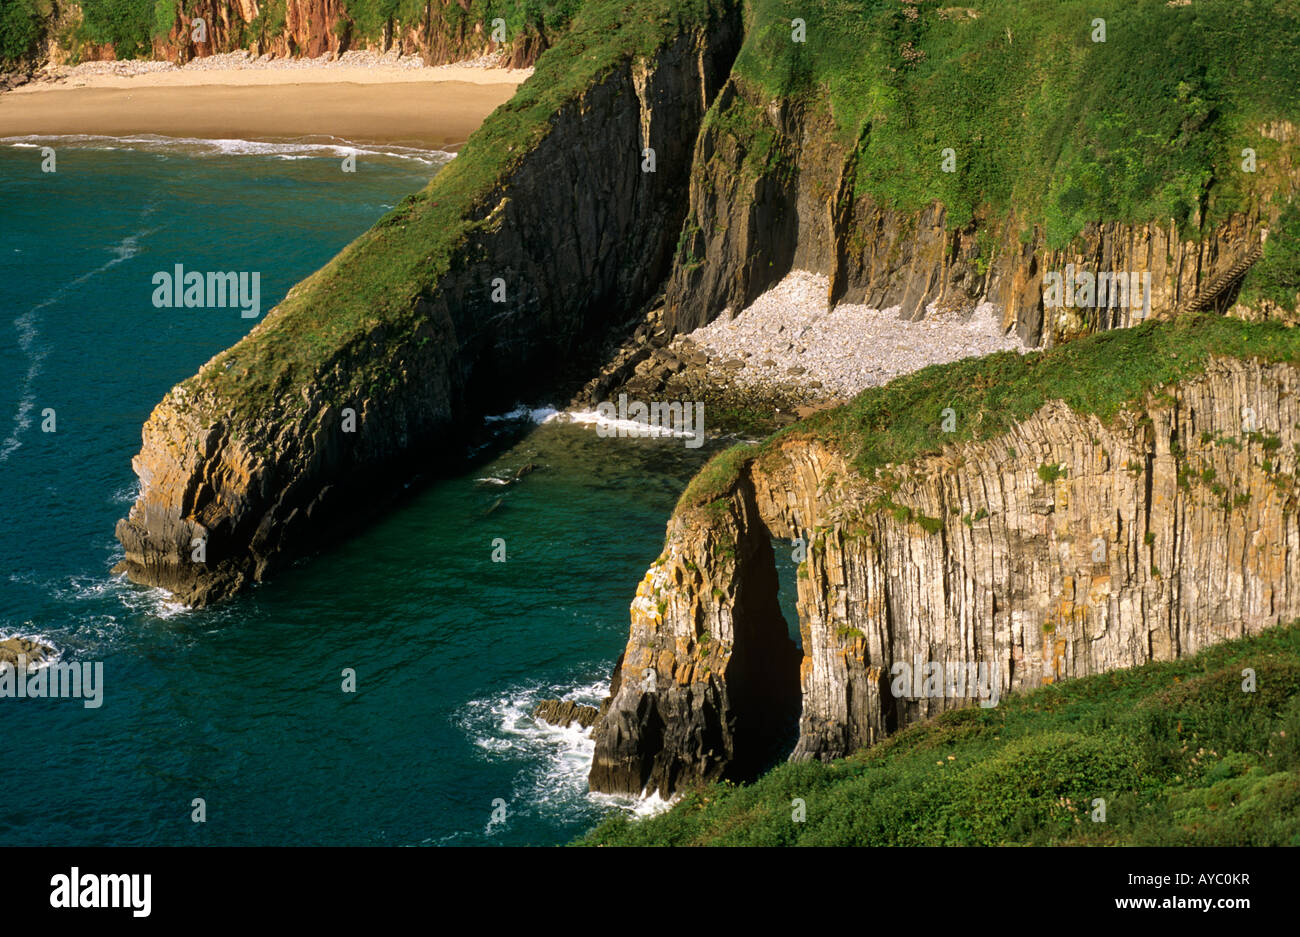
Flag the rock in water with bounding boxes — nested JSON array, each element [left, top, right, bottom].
[[0, 637, 53, 669], [532, 699, 600, 730]]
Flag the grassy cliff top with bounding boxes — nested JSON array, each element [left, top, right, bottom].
[[178, 0, 731, 423], [733, 0, 1300, 246], [166, 0, 1298, 426], [679, 314, 1300, 512], [581, 619, 1300, 845]]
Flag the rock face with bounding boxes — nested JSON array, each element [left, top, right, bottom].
[[590, 357, 1300, 796], [114, 2, 744, 605], [532, 699, 601, 731], [664, 85, 1295, 347], [112, 2, 1298, 608], [588, 481, 803, 796]]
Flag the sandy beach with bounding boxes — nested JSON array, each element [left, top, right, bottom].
[[0, 53, 530, 148]]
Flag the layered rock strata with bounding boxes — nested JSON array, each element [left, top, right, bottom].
[[532, 699, 602, 731], [115, 2, 743, 605], [590, 357, 1300, 796], [664, 87, 1296, 346]]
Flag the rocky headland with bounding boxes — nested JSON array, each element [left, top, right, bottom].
[[99, 0, 1300, 805], [588, 326, 1300, 795]]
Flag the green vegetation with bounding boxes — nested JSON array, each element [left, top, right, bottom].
[[169, 0, 728, 427], [734, 0, 1300, 247], [580, 620, 1300, 845], [678, 440, 758, 513], [680, 315, 1300, 510], [0, 0, 48, 64], [1037, 461, 1066, 484], [1, 0, 582, 66], [1241, 199, 1300, 309]]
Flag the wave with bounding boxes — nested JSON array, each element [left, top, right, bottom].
[[453, 674, 675, 833], [0, 230, 146, 462], [561, 407, 702, 440], [9, 562, 191, 623], [1, 133, 456, 166], [482, 405, 560, 425]]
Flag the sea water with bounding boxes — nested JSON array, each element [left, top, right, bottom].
[[0, 136, 797, 845]]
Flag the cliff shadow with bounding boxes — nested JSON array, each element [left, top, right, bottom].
[[721, 484, 804, 781]]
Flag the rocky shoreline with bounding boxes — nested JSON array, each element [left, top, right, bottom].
[[576, 270, 1025, 433]]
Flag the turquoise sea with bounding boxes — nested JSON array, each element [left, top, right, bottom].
[[0, 136, 801, 845]]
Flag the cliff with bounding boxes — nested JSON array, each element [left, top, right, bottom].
[[8, 0, 576, 68], [661, 0, 1300, 346], [589, 316, 1300, 796], [114, 0, 742, 605], [114, 0, 1300, 609], [583, 620, 1300, 845], [666, 81, 1294, 347]]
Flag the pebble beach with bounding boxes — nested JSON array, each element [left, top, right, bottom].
[[673, 270, 1026, 402]]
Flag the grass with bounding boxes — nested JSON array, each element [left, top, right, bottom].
[[678, 314, 1300, 510], [1241, 198, 1300, 310], [731, 0, 1300, 248], [579, 619, 1300, 845], [167, 0, 731, 429], [2, 0, 584, 66]]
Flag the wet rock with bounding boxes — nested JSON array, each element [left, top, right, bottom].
[[0, 637, 52, 669], [533, 699, 601, 730], [114, 9, 746, 607]]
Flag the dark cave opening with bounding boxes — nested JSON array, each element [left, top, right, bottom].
[[720, 487, 805, 782]]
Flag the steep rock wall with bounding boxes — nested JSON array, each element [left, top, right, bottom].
[[663, 82, 1297, 346], [590, 356, 1300, 796], [115, 3, 743, 605]]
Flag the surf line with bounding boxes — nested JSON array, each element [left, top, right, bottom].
[[1, 227, 148, 462]]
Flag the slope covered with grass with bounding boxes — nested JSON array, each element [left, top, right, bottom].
[[734, 0, 1299, 247], [176, 0, 730, 424], [679, 314, 1300, 511], [582, 621, 1300, 846]]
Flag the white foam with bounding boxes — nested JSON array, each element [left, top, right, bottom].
[[483, 405, 559, 425], [110, 481, 141, 506], [1, 230, 145, 462], [454, 676, 686, 827], [2, 133, 455, 165], [560, 407, 700, 439]]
